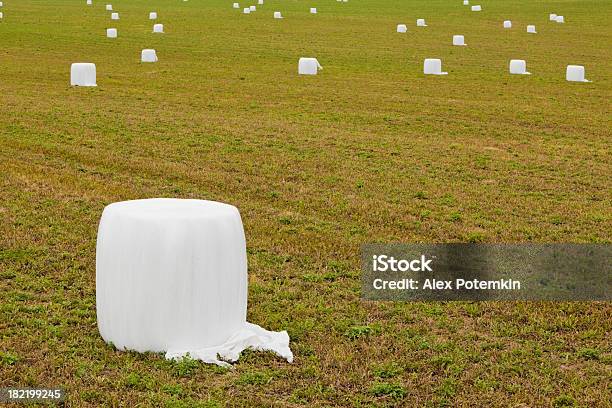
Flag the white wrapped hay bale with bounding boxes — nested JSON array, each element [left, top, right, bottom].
[[153, 23, 164, 33], [149, 12, 157, 20], [566, 65, 590, 82], [106, 28, 117, 38], [556, 15, 564, 23], [509, 59, 530, 75], [243, 7, 250, 14], [503, 20, 511, 28], [416, 18, 427, 27], [471, 5, 481, 11], [310, 7, 317, 14], [233, 3, 239, 8], [274, 11, 282, 19], [452, 35, 466, 46], [250, 5, 256, 11], [527, 25, 536, 33], [141, 49, 158, 62], [87, 0, 92, 5], [106, 4, 112, 11], [96, 199, 293, 367], [298, 57, 322, 75], [396, 24, 407, 33], [111, 12, 119, 20], [549, 13, 557, 21], [423, 59, 447, 75], [463, 0, 469, 5], [70, 63, 97, 86]]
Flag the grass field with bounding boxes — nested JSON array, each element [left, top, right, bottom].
[[1, 0, 611, 406]]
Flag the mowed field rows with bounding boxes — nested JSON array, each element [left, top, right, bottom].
[[1, 0, 610, 406]]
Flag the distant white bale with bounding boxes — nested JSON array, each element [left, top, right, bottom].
[[549, 13, 557, 21], [298, 58, 322, 75], [343, 0, 348, 2], [153, 24, 164, 33], [0, 2, 4, 7], [509, 60, 530, 75], [111, 12, 119, 20], [71, 63, 97, 87], [566, 65, 590, 82], [258, 0, 263, 4], [106, 4, 112, 11], [463, 0, 469, 5], [274, 11, 282, 19], [141, 49, 158, 63], [87, 0, 92, 5], [526, 25, 536, 33], [233, 3, 239, 8], [243, 7, 250, 13], [106, 28, 117, 38], [0, 12, 3, 19], [423, 59, 447, 75], [555, 15, 564, 23], [149, 12, 157, 20], [250, 5, 256, 11], [397, 24, 407, 33], [310, 8, 317, 14], [471, 5, 481, 11], [416, 19, 427, 27], [503, 20, 511, 28], [452, 35, 466, 46]]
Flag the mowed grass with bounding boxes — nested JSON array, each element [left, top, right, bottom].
[[1, 0, 610, 406]]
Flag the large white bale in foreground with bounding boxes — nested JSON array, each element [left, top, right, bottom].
[[452, 35, 466, 46], [509, 59, 530, 75], [298, 57, 322, 75], [397, 24, 407, 33], [153, 23, 164, 33], [566, 65, 590, 82], [70, 63, 97, 86], [96, 199, 293, 367], [106, 28, 117, 38], [141, 49, 158, 62], [424, 59, 447, 75]]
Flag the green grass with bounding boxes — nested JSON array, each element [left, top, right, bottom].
[[1, 0, 611, 406]]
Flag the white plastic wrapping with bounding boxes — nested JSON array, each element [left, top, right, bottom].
[[141, 49, 158, 62], [310, 7, 317, 14], [416, 19, 427, 27], [106, 4, 112, 11], [424, 59, 447, 75], [106, 28, 117, 38], [233, 3, 239, 8], [509, 59, 530, 75], [566, 65, 590, 82], [96, 199, 293, 367], [397, 24, 407, 33], [452, 35, 466, 46], [274, 11, 283, 19], [153, 23, 164, 33], [111, 12, 119, 20], [298, 58, 322, 75], [70, 63, 97, 86], [471, 5, 481, 11], [527, 25, 536, 33], [503, 20, 512, 28], [149, 12, 157, 20]]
